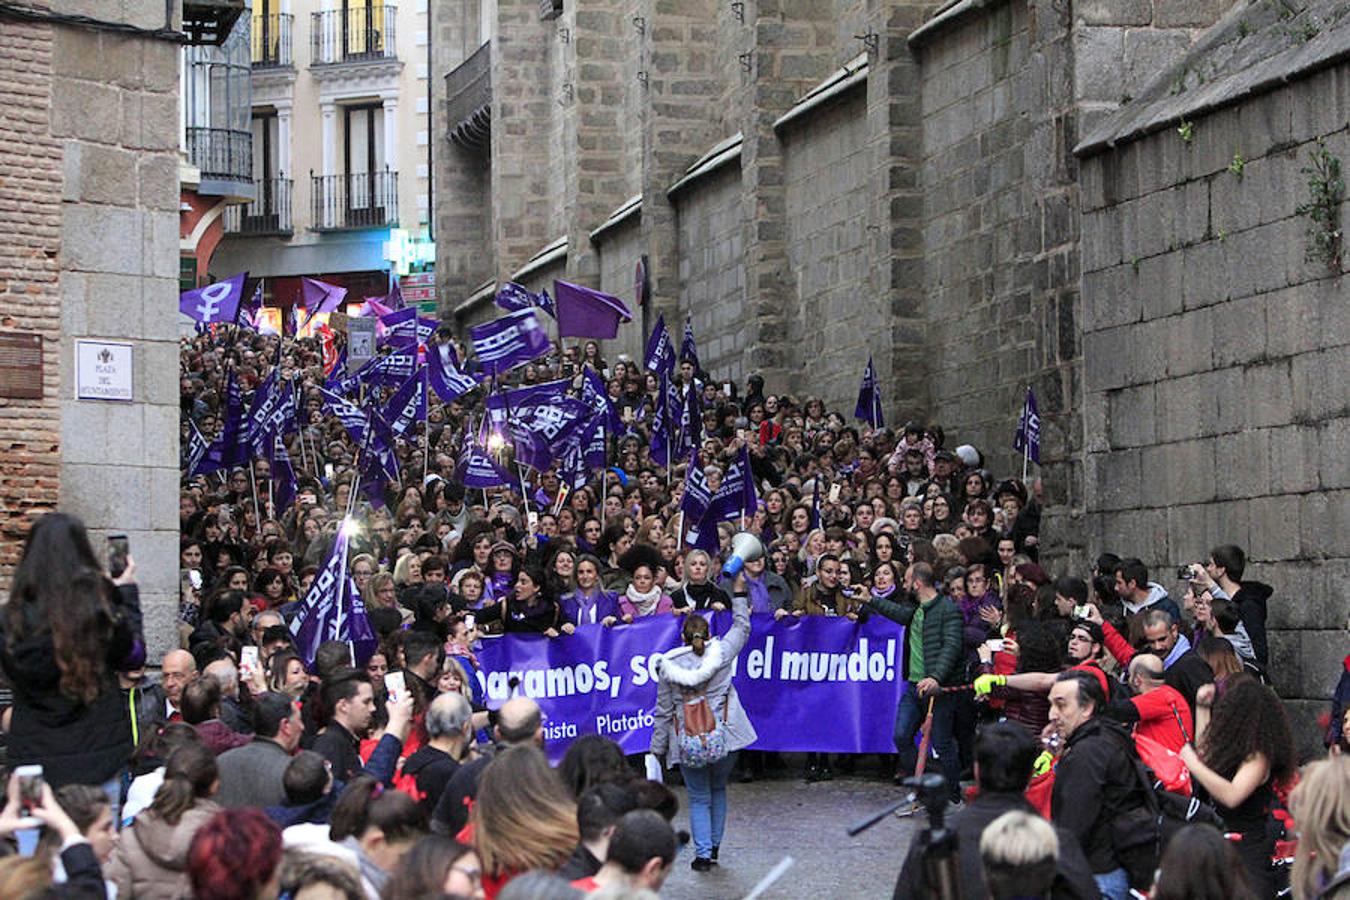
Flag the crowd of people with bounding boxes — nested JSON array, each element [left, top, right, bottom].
[[0, 317, 1342, 900]]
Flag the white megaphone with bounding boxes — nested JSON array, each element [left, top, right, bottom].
[[721, 532, 764, 578]]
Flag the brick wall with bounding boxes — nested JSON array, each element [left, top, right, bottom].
[[1079, 75, 1350, 751], [0, 15, 63, 586]]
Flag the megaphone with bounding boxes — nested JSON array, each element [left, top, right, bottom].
[[721, 532, 764, 578]]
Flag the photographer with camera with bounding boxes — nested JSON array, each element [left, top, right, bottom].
[[0, 513, 143, 799]]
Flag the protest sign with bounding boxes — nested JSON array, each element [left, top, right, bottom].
[[473, 613, 906, 762]]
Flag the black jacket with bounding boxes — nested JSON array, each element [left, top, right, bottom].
[[894, 791, 1100, 899], [1163, 649, 1214, 718], [1051, 717, 1152, 875], [311, 721, 364, 783], [431, 753, 493, 836], [0, 583, 142, 787], [1231, 581, 1272, 666], [403, 745, 462, 817]]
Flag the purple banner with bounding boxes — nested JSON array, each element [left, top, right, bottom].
[[472, 614, 906, 762]]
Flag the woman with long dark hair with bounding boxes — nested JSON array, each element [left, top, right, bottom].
[[1151, 823, 1257, 900], [474, 565, 561, 636], [0, 512, 143, 793], [1179, 675, 1296, 899]]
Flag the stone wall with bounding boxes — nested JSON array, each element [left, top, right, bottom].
[[1079, 67, 1350, 750], [782, 88, 877, 412], [596, 218, 645, 367], [673, 164, 746, 384]]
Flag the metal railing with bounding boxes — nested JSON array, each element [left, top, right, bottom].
[[223, 177, 293, 235], [445, 41, 491, 148], [252, 13, 293, 67], [311, 5, 397, 64], [185, 127, 253, 182], [311, 169, 398, 230]]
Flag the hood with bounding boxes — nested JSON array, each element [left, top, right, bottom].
[[657, 640, 725, 688], [1225, 625, 1256, 662], [1122, 582, 1170, 615], [1234, 581, 1273, 606], [135, 801, 221, 869]]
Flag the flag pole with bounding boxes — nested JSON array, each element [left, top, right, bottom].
[[421, 365, 430, 486], [247, 464, 262, 528]]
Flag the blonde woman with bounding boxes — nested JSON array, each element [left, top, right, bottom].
[[670, 550, 730, 614], [1290, 756, 1350, 899]]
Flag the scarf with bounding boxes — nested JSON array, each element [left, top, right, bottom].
[[745, 574, 772, 614], [445, 640, 478, 671], [871, 584, 896, 601], [625, 583, 663, 616], [573, 587, 601, 625]]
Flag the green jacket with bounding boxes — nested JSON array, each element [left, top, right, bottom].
[[866, 592, 964, 685]]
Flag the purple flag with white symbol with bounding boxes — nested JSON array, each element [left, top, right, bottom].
[[385, 370, 427, 439], [426, 342, 482, 403], [180, 273, 246, 324], [1014, 387, 1041, 465], [290, 526, 378, 668], [192, 370, 248, 476], [495, 282, 540, 314], [680, 450, 711, 524], [643, 313, 675, 375], [680, 317, 700, 370], [458, 442, 513, 488], [854, 356, 884, 428], [470, 308, 551, 377], [582, 366, 622, 433], [554, 279, 633, 339]]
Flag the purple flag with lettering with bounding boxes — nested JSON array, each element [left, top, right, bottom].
[[180, 273, 246, 324], [290, 526, 378, 668], [582, 366, 622, 433], [1014, 387, 1041, 464], [384, 370, 427, 439], [680, 317, 700, 370], [854, 356, 884, 428], [458, 443, 513, 488], [191, 371, 248, 476], [554, 279, 633, 339], [426, 342, 482, 403], [643, 313, 675, 375], [495, 282, 543, 314], [470, 309, 551, 377]]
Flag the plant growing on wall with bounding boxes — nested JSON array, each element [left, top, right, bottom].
[[1295, 139, 1345, 269]]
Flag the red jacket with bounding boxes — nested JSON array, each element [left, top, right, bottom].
[[1130, 684, 1191, 753]]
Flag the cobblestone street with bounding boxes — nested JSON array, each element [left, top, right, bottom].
[[660, 772, 921, 900]]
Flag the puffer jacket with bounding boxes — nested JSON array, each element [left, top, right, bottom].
[[650, 594, 757, 767], [106, 799, 222, 899], [865, 591, 965, 685]]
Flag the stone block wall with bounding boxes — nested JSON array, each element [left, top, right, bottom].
[[782, 88, 877, 412], [673, 165, 747, 383], [1079, 74, 1350, 750], [595, 218, 645, 366]]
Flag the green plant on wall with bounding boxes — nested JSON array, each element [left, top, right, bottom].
[[1295, 139, 1344, 268], [1229, 152, 1246, 177], [1177, 120, 1194, 143]]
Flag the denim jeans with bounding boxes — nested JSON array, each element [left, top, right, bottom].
[[682, 752, 738, 860], [1094, 867, 1131, 900], [892, 683, 961, 801]]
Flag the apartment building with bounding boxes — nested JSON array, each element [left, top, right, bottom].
[[214, 0, 434, 310]]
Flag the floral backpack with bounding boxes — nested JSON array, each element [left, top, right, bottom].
[[677, 688, 729, 767]]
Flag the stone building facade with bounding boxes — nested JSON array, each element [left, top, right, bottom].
[[0, 1, 184, 655], [432, 0, 1347, 745]]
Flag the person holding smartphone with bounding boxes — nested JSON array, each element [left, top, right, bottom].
[[0, 513, 143, 799]]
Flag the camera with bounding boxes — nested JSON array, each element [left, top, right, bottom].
[[1177, 565, 1196, 581]]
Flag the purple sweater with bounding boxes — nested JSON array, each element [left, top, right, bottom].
[[956, 591, 1001, 650]]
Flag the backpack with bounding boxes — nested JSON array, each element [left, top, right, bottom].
[[1111, 749, 1224, 889], [677, 689, 729, 768]]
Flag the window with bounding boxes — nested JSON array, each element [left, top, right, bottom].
[[344, 104, 387, 223]]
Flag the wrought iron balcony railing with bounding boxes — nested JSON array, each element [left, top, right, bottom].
[[223, 177, 293, 235], [311, 5, 397, 65], [252, 13, 293, 67], [311, 169, 398, 230], [185, 127, 253, 183]]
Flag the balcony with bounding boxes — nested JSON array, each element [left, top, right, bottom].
[[186, 126, 253, 183], [445, 41, 491, 150], [312, 5, 397, 65], [311, 169, 398, 231], [223, 178, 293, 236], [252, 13, 294, 68]]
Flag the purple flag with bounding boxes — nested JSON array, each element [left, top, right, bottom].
[[706, 444, 758, 524], [485, 379, 573, 421], [680, 451, 712, 523], [854, 356, 884, 428], [297, 277, 348, 330], [246, 374, 294, 457], [643, 313, 675, 375], [680, 317, 700, 370], [582, 366, 622, 433], [290, 526, 378, 668], [238, 282, 263, 326], [470, 308, 551, 377], [458, 443, 513, 488], [1014, 387, 1041, 464], [554, 279, 632, 339], [268, 432, 297, 515], [384, 370, 427, 438], [649, 373, 673, 467], [185, 418, 210, 477], [180, 273, 246, 324], [191, 371, 248, 476], [381, 308, 438, 349], [386, 278, 405, 310], [537, 288, 556, 319], [495, 282, 543, 314], [426, 342, 482, 403]]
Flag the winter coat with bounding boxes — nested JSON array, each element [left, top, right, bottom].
[[558, 588, 622, 627], [0, 582, 142, 788], [1230, 581, 1272, 666], [650, 594, 757, 768], [669, 581, 730, 612], [106, 799, 222, 900], [865, 591, 965, 686], [1050, 717, 1151, 875], [794, 582, 864, 618]]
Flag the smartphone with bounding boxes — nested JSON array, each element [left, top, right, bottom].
[[465, 613, 476, 631], [324, 463, 335, 480], [187, 569, 203, 591], [107, 534, 129, 579], [986, 639, 1005, 652], [1073, 604, 1090, 620], [828, 483, 841, 504], [527, 511, 539, 531], [239, 646, 260, 682], [384, 671, 406, 705], [722, 383, 732, 396], [15, 765, 43, 816]]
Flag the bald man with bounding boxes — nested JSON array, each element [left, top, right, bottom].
[[1109, 653, 1192, 753], [160, 650, 198, 723], [431, 696, 543, 837]]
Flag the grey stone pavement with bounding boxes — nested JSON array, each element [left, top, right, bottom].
[[658, 773, 922, 900]]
